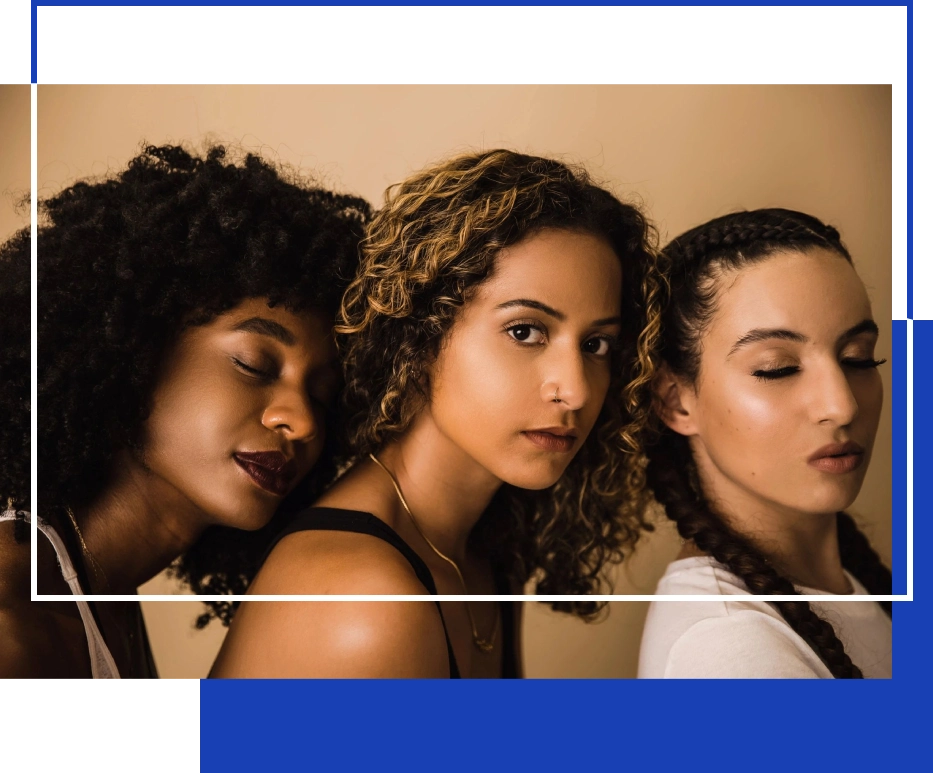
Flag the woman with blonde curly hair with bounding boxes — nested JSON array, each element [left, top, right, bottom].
[[213, 149, 662, 679]]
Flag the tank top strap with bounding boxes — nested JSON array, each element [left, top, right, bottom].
[[493, 568, 518, 678], [268, 507, 461, 678], [1, 509, 120, 679]]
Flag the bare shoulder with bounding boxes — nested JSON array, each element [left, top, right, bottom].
[[210, 514, 451, 678], [212, 599, 450, 678], [0, 523, 88, 678], [248, 526, 427, 596]]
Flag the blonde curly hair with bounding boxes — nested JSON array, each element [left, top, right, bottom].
[[338, 149, 664, 617]]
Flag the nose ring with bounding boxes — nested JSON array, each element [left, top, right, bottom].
[[553, 388, 562, 404]]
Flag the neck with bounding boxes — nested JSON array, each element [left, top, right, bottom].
[[70, 452, 207, 593], [377, 411, 503, 562], [692, 446, 850, 594]]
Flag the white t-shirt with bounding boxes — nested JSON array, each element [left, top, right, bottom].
[[638, 556, 892, 679]]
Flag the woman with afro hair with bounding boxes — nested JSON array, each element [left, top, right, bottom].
[[0, 144, 370, 678], [212, 149, 664, 679]]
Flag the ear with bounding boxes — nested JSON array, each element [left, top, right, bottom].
[[652, 364, 699, 437]]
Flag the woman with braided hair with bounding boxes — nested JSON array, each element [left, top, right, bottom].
[[638, 208, 892, 679], [212, 149, 662, 679], [1, 144, 371, 678]]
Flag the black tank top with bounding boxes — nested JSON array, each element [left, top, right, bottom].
[[266, 507, 518, 679]]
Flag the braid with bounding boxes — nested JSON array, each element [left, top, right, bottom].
[[646, 432, 864, 678], [838, 511, 893, 617], [668, 211, 848, 265]]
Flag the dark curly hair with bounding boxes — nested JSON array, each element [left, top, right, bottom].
[[37, 143, 371, 626], [0, 228, 30, 542], [338, 149, 664, 619], [645, 208, 892, 678]]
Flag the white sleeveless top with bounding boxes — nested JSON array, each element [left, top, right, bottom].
[[1, 509, 121, 678]]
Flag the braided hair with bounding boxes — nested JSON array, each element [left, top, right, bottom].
[[646, 208, 891, 678]]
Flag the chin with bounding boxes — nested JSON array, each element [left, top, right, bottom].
[[793, 492, 861, 517], [499, 462, 569, 491], [214, 499, 279, 532]]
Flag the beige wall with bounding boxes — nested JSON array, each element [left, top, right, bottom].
[[0, 85, 30, 241], [35, 85, 893, 678]]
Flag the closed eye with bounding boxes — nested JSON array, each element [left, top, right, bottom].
[[752, 365, 799, 381], [232, 356, 275, 380], [843, 357, 887, 370]]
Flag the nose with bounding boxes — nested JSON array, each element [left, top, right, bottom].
[[541, 348, 591, 411], [813, 364, 860, 427], [261, 382, 320, 442]]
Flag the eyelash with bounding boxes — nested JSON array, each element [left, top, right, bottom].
[[503, 322, 617, 357], [233, 357, 342, 416], [232, 357, 275, 381], [753, 358, 887, 382]]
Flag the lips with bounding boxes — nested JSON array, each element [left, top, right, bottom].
[[233, 450, 298, 496], [807, 441, 865, 474], [521, 427, 578, 453]]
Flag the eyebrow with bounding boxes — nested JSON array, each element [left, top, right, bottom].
[[232, 317, 297, 346], [727, 318, 879, 357], [495, 299, 621, 327]]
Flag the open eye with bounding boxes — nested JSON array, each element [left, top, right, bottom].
[[506, 323, 546, 345], [582, 336, 614, 357]]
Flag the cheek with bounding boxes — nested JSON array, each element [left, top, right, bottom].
[[146, 368, 247, 464], [432, 336, 533, 422], [854, 373, 884, 432], [697, 377, 796, 465]]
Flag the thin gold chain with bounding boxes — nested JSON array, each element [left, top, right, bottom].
[[369, 453, 499, 653], [65, 506, 111, 593]]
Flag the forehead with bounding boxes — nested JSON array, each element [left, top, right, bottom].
[[708, 248, 872, 342], [478, 228, 622, 310]]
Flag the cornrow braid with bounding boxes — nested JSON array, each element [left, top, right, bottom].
[[649, 208, 889, 678]]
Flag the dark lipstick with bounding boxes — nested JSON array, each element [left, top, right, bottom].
[[234, 451, 297, 496]]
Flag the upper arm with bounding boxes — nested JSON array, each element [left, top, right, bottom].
[[664, 611, 827, 679], [0, 609, 47, 678], [212, 600, 450, 678], [0, 527, 43, 677]]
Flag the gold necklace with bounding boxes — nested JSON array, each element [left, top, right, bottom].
[[65, 506, 111, 593], [369, 453, 499, 653]]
